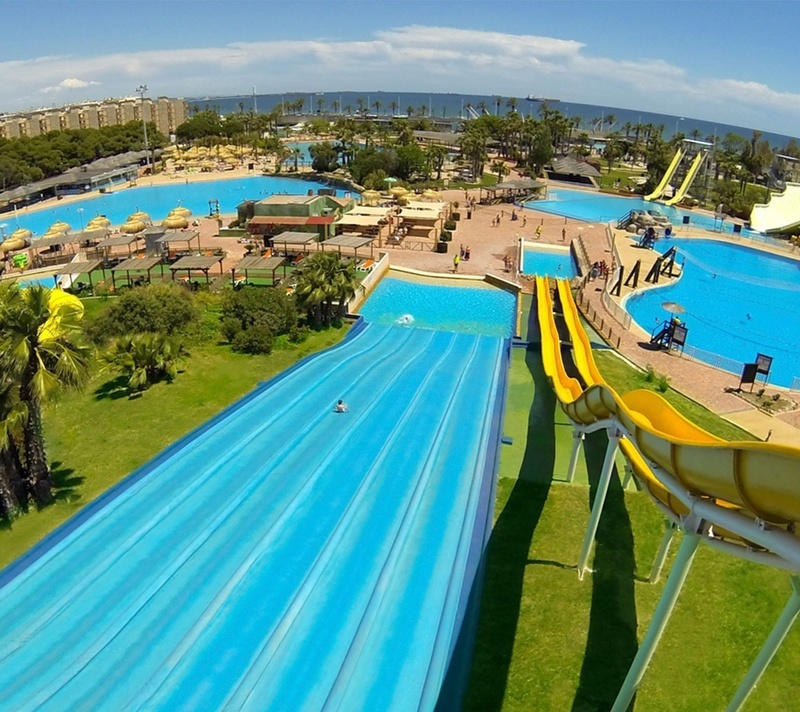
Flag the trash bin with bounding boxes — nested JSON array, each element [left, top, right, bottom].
[[437, 241, 448, 254], [682, 216, 690, 225]]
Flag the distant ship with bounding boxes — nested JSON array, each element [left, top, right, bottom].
[[526, 94, 560, 103]]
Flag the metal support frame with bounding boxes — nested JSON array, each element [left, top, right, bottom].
[[726, 576, 800, 712], [566, 430, 584, 484], [577, 429, 621, 580], [649, 520, 677, 584], [612, 528, 702, 712]]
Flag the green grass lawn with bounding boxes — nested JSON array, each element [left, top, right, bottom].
[[0, 325, 348, 569], [467, 345, 798, 711]]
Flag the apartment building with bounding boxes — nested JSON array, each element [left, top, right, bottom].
[[0, 96, 188, 140]]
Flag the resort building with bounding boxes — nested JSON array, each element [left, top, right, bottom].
[[241, 193, 355, 240], [0, 96, 188, 140]]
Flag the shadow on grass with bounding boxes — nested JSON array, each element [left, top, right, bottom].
[[51, 460, 84, 504], [94, 375, 130, 401], [464, 347, 556, 711], [571, 430, 638, 712]]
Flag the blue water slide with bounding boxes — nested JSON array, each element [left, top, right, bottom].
[[0, 321, 508, 711]]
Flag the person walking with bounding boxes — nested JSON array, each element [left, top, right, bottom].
[[453, 253, 460, 272], [535, 224, 542, 240]]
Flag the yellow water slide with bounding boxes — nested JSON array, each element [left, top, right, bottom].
[[665, 150, 706, 206], [644, 148, 684, 201], [537, 275, 800, 711]]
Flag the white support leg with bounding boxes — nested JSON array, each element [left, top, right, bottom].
[[726, 576, 800, 712], [611, 530, 701, 712], [566, 429, 585, 484], [649, 520, 677, 584], [576, 429, 620, 580]]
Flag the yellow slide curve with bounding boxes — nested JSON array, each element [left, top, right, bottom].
[[536, 276, 800, 560], [665, 151, 706, 207], [644, 148, 684, 201]]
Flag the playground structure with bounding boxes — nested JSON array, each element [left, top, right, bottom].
[[750, 182, 800, 234], [536, 276, 800, 711]]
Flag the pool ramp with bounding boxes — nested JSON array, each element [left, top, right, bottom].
[[0, 321, 509, 710]]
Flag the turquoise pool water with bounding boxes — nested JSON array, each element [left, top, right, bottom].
[[625, 238, 800, 387], [522, 246, 577, 278], [4, 176, 334, 237], [360, 275, 516, 337], [525, 188, 759, 237]]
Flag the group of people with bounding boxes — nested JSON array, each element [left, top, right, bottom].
[[503, 254, 517, 273], [590, 260, 609, 280], [459, 244, 471, 261]]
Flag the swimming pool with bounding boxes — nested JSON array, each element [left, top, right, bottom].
[[525, 187, 759, 237], [6, 175, 334, 237], [0, 320, 507, 709], [625, 238, 800, 387], [522, 244, 577, 278], [359, 274, 516, 337]]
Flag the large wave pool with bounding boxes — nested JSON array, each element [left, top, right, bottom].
[[1, 176, 334, 238], [525, 187, 759, 237], [359, 274, 516, 337], [625, 238, 800, 387]]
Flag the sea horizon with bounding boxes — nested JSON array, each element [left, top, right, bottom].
[[187, 90, 800, 150]]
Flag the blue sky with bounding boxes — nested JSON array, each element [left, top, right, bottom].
[[2, 0, 799, 137]]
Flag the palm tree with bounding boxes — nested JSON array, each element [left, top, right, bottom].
[[331, 100, 340, 115], [406, 106, 414, 118], [316, 98, 325, 115], [426, 144, 449, 180], [491, 159, 509, 181], [101, 333, 185, 394], [0, 374, 26, 517], [294, 252, 359, 327], [390, 101, 398, 117], [373, 100, 382, 116], [0, 284, 89, 505]]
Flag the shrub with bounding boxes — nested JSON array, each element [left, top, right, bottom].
[[87, 284, 199, 344], [656, 374, 671, 393], [232, 324, 274, 354], [452, 212, 461, 221], [444, 219, 456, 231], [440, 230, 452, 241], [221, 286, 298, 335], [101, 332, 186, 394], [288, 324, 310, 343], [220, 317, 242, 344]]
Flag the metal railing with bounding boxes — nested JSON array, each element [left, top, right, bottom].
[[601, 275, 631, 329]]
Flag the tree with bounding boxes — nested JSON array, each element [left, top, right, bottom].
[[491, 160, 509, 182], [294, 253, 360, 327], [309, 142, 339, 172], [426, 144, 448, 180], [0, 374, 26, 518], [102, 333, 186, 394], [0, 284, 89, 505], [395, 143, 427, 181]]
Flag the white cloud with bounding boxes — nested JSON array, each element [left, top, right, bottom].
[[40, 77, 100, 94], [0, 25, 798, 135]]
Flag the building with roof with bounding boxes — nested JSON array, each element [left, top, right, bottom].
[[241, 192, 355, 239]]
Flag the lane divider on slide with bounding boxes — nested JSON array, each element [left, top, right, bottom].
[[536, 276, 800, 712]]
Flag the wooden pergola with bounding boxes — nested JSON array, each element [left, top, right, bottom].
[[270, 230, 318, 255], [232, 255, 286, 286], [111, 256, 165, 289], [157, 229, 201, 256], [96, 233, 141, 261], [31, 234, 81, 267], [169, 254, 224, 285], [53, 259, 106, 294], [322, 235, 375, 260]]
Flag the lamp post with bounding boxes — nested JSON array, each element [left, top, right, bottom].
[[136, 85, 151, 175]]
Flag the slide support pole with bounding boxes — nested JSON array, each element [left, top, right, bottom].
[[577, 429, 620, 580], [566, 429, 585, 484], [611, 529, 701, 712], [726, 576, 800, 712], [648, 520, 677, 584]]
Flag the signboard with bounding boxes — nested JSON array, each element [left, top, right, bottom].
[[671, 324, 688, 347], [755, 353, 773, 376], [740, 363, 759, 392]]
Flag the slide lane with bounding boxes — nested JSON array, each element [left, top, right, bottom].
[[0, 324, 506, 711], [665, 151, 706, 206], [645, 148, 684, 201], [750, 181, 800, 234], [537, 277, 800, 556]]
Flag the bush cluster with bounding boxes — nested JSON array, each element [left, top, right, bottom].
[[220, 286, 299, 354]]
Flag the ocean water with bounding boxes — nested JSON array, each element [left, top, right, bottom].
[[191, 92, 800, 148]]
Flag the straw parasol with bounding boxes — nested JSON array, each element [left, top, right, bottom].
[[128, 211, 150, 222], [9, 228, 32, 240], [362, 190, 381, 207], [390, 186, 408, 198], [49, 221, 71, 233], [422, 189, 441, 201], [87, 216, 111, 228], [163, 214, 189, 229], [120, 220, 146, 234], [169, 206, 192, 218]]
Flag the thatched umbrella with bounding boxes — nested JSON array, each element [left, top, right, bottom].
[[120, 220, 146, 234], [9, 228, 32, 241], [422, 189, 441, 201], [128, 211, 150, 222], [163, 214, 188, 229], [362, 190, 381, 207], [169, 206, 192, 218], [87, 216, 111, 228], [390, 186, 409, 198], [49, 221, 71, 233]]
